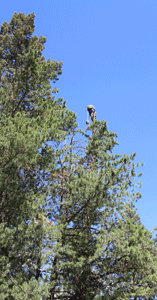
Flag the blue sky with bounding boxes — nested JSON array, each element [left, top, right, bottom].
[[1, 0, 157, 232]]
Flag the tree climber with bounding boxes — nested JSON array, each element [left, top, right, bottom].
[[86, 105, 97, 124]]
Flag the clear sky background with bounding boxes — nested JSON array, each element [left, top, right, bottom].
[[1, 0, 157, 232]]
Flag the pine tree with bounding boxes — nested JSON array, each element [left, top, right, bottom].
[[45, 120, 157, 300], [0, 12, 77, 299], [0, 12, 157, 300]]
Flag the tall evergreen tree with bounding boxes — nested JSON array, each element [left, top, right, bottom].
[[0, 12, 157, 300], [0, 12, 77, 299]]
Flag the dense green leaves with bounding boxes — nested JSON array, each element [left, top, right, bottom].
[[0, 12, 157, 300]]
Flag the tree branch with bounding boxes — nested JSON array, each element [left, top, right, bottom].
[[0, 270, 34, 300]]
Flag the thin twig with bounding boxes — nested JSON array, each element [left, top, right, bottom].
[[0, 270, 34, 300]]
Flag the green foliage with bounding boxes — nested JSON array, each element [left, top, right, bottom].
[[0, 12, 157, 300]]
